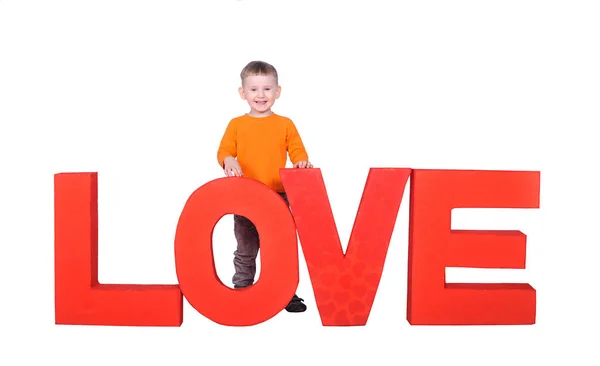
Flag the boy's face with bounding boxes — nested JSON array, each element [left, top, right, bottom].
[[238, 74, 281, 117]]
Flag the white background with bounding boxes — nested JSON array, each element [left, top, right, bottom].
[[1, 0, 599, 365]]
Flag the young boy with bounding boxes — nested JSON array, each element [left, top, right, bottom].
[[216, 60, 312, 313]]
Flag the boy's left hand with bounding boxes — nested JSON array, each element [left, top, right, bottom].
[[294, 161, 313, 168]]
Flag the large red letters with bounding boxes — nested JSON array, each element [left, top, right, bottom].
[[54, 168, 540, 327]]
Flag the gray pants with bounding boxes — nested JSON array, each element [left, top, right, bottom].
[[232, 192, 289, 288]]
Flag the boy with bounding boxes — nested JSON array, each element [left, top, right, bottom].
[[216, 61, 312, 313]]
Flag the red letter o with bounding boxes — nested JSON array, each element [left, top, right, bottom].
[[174, 177, 299, 326]]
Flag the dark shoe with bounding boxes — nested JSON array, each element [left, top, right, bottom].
[[285, 294, 307, 313]]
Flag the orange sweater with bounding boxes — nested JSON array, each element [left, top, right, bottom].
[[217, 113, 309, 192]]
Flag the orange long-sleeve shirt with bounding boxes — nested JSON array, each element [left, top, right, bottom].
[[217, 113, 309, 193]]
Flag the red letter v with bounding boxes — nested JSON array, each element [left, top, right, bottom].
[[280, 168, 411, 326]]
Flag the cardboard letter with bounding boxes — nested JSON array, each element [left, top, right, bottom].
[[174, 177, 299, 326], [54, 173, 183, 326], [281, 168, 411, 326], [407, 169, 540, 325]]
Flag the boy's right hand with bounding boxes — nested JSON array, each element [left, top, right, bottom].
[[223, 156, 243, 177]]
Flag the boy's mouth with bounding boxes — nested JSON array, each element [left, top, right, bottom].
[[255, 101, 267, 106]]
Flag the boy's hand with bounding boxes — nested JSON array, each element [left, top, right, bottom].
[[294, 160, 313, 168], [223, 157, 243, 177]]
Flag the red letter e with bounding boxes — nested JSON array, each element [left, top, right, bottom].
[[407, 169, 540, 325]]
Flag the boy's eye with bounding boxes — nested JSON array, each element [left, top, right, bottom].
[[265, 88, 270, 91]]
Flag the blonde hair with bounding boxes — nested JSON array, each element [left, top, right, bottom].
[[240, 61, 278, 85]]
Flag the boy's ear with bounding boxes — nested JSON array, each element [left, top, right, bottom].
[[238, 87, 246, 100], [276, 85, 281, 99]]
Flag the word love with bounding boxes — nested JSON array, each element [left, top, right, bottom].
[[54, 168, 540, 327]]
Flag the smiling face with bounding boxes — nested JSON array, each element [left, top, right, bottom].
[[238, 74, 281, 117]]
